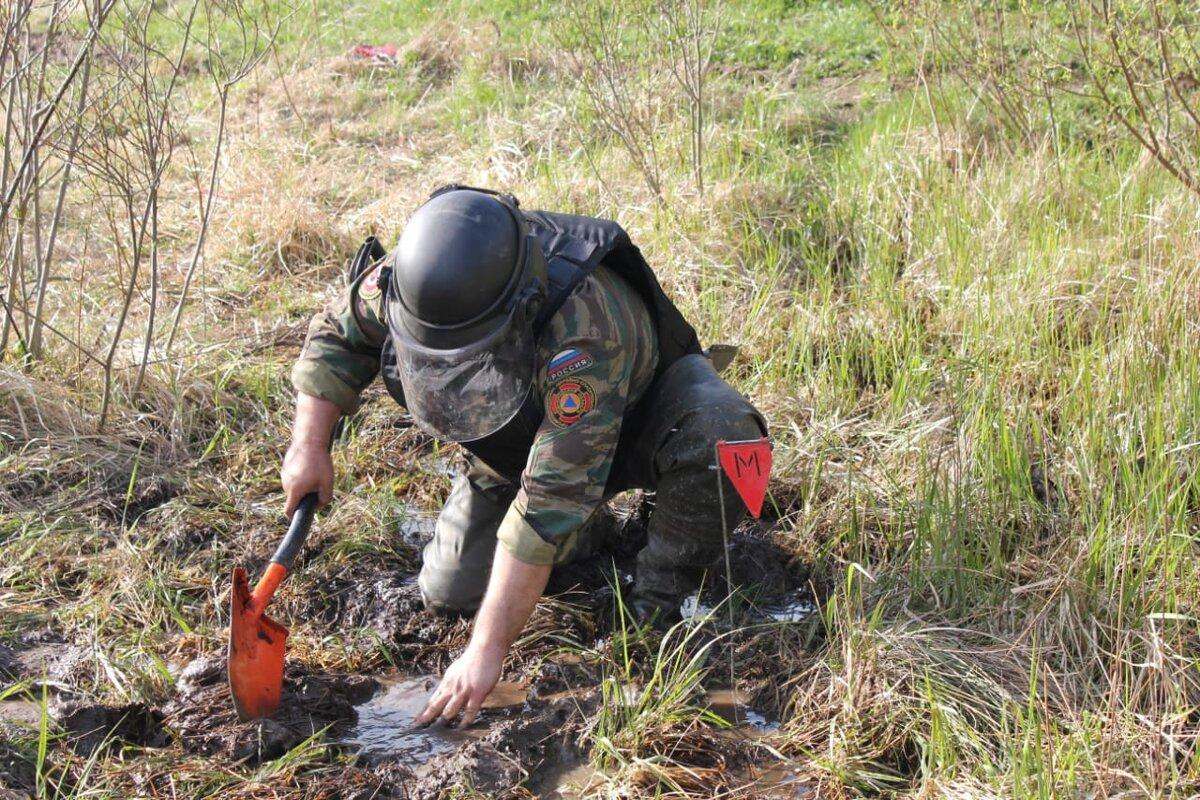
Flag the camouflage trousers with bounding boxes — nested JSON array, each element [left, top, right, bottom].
[[417, 354, 766, 616]]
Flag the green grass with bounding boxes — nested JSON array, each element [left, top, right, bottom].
[[4, 0, 1200, 797]]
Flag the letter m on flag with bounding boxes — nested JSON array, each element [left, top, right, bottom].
[[716, 438, 772, 518]]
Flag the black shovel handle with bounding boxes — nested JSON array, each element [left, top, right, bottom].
[[271, 492, 318, 570]]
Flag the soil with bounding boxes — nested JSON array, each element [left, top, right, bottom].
[[0, 645, 16, 683], [159, 654, 378, 763], [0, 742, 35, 799], [0, 640, 92, 690], [1, 496, 814, 798], [405, 691, 596, 800], [50, 700, 168, 756]]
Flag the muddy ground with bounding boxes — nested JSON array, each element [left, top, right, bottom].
[[0, 493, 815, 799]]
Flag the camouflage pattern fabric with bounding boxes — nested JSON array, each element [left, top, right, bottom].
[[416, 356, 765, 617], [292, 258, 659, 565]]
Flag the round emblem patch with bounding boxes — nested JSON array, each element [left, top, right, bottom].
[[359, 265, 383, 301], [548, 378, 596, 427]]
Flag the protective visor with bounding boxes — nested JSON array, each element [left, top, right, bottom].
[[385, 296, 537, 443]]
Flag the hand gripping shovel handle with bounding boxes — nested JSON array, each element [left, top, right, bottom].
[[247, 492, 318, 610], [273, 492, 318, 568]]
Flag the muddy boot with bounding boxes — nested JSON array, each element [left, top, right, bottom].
[[627, 355, 766, 627], [417, 456, 516, 616]]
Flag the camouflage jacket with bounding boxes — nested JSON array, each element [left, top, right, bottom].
[[292, 257, 659, 565]]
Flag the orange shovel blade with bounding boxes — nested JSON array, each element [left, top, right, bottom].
[[228, 566, 289, 721]]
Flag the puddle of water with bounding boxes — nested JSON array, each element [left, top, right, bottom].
[[340, 675, 527, 764], [601, 681, 778, 733], [535, 756, 809, 800], [397, 510, 436, 548], [680, 592, 816, 624], [760, 594, 816, 623], [342, 673, 807, 797], [704, 688, 778, 732]]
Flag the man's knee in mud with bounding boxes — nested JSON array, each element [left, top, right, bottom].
[[417, 564, 484, 618]]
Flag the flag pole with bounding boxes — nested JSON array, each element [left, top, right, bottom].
[[715, 441, 737, 712]]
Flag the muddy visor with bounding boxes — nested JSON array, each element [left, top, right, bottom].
[[386, 303, 536, 443]]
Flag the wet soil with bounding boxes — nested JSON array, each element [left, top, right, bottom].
[[50, 699, 168, 756], [341, 675, 528, 763], [159, 654, 378, 763], [0, 741, 35, 800], [403, 690, 595, 800], [328, 668, 801, 799], [1, 492, 817, 798], [0, 639, 92, 689]]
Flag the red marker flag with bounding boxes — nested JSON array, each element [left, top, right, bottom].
[[717, 438, 772, 518]]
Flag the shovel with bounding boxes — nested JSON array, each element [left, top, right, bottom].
[[228, 492, 318, 721]]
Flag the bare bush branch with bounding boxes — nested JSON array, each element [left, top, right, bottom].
[[556, 0, 669, 202], [653, 0, 721, 198]]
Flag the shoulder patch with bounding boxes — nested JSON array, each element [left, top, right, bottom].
[[359, 264, 383, 301], [547, 348, 594, 380], [547, 378, 596, 428]]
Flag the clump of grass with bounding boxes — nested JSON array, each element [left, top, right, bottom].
[[572, 588, 782, 797]]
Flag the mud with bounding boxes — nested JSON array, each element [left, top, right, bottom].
[[341, 676, 479, 763], [0, 700, 41, 728], [711, 521, 813, 610], [341, 674, 530, 764], [159, 654, 377, 763], [0, 640, 91, 690], [0, 741, 35, 799], [705, 688, 780, 731], [295, 665, 605, 798], [0, 490, 816, 797], [50, 699, 168, 756], [336, 575, 473, 674], [405, 691, 596, 800], [0, 645, 17, 683], [329, 667, 798, 798]]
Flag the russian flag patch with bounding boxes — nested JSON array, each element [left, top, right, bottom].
[[547, 348, 594, 380]]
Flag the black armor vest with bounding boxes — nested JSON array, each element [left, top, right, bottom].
[[380, 209, 702, 483]]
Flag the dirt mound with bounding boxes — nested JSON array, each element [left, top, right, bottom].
[[716, 522, 811, 603], [337, 575, 472, 673], [159, 654, 378, 763]]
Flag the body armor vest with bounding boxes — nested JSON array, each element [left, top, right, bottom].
[[380, 209, 703, 484]]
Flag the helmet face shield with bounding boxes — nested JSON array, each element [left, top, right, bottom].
[[384, 187, 548, 443], [387, 296, 536, 443]]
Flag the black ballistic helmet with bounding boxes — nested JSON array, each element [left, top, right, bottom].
[[386, 187, 547, 442]]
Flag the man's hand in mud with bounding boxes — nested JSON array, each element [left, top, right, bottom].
[[415, 642, 503, 728]]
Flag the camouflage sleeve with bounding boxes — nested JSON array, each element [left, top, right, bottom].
[[291, 259, 389, 415], [496, 270, 651, 566]]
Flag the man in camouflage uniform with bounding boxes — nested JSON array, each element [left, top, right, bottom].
[[282, 187, 764, 727]]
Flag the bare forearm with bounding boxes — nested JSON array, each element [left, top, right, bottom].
[[292, 392, 341, 446], [281, 392, 342, 516], [415, 530, 554, 726], [469, 546, 552, 656]]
